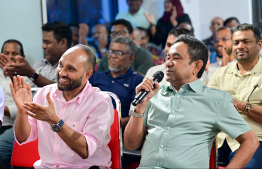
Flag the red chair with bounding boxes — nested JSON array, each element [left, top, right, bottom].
[[10, 138, 40, 168], [209, 139, 218, 169], [104, 91, 123, 169]]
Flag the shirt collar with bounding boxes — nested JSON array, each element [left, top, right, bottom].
[[52, 81, 91, 104], [226, 57, 262, 75], [44, 59, 58, 68], [128, 7, 144, 16], [162, 79, 203, 95]]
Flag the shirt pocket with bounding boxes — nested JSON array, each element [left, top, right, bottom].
[[66, 121, 85, 133]]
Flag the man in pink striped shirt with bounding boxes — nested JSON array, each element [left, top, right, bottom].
[[11, 44, 114, 168]]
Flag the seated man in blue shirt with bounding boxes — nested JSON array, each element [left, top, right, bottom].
[[89, 36, 143, 128], [124, 34, 259, 168]]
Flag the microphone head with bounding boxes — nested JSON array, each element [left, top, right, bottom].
[[152, 71, 164, 83]]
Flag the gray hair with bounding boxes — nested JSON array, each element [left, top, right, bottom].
[[111, 36, 136, 55]]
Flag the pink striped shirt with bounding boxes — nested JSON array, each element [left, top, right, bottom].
[[17, 82, 114, 168]]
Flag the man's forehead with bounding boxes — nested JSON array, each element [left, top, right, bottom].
[[112, 25, 127, 31], [169, 42, 186, 53], [61, 47, 88, 63], [233, 30, 254, 40]]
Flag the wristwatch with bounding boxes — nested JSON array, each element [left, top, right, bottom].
[[243, 103, 252, 115], [129, 106, 144, 118], [30, 70, 39, 81], [51, 119, 64, 132]]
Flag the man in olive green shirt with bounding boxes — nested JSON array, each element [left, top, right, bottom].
[[124, 34, 259, 168], [97, 19, 153, 75], [208, 23, 262, 168]]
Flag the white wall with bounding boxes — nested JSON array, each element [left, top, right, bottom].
[[0, 0, 43, 66], [141, 0, 253, 40]]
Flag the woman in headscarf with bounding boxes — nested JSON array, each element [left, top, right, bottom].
[[145, 0, 192, 49]]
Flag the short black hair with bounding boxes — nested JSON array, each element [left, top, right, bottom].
[[75, 44, 96, 70], [234, 23, 261, 42], [173, 34, 208, 78], [217, 26, 234, 35], [1, 39, 24, 56], [169, 28, 194, 38], [136, 27, 148, 36], [42, 21, 72, 48], [223, 17, 240, 27], [111, 19, 133, 34]]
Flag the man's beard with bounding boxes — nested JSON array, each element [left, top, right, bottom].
[[109, 64, 129, 72], [57, 74, 83, 91]]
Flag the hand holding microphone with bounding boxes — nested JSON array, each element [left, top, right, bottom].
[[132, 71, 164, 106]]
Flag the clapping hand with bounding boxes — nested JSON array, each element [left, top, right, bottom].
[[170, 6, 178, 27], [4, 56, 34, 78], [22, 92, 59, 125], [10, 76, 32, 111], [144, 12, 154, 25], [0, 53, 13, 70]]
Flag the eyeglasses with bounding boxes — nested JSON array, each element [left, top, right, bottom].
[[107, 49, 132, 58], [110, 30, 128, 37], [214, 37, 231, 43]]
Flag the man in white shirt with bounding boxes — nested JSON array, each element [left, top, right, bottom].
[[0, 39, 23, 169], [115, 0, 153, 29]]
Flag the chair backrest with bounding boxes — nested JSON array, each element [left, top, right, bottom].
[[209, 138, 218, 169], [10, 138, 40, 167], [102, 91, 122, 169]]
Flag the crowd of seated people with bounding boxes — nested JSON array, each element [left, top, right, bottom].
[[0, 0, 262, 168]]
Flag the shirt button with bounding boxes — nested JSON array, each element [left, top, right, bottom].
[[157, 163, 160, 166], [160, 145, 164, 148], [177, 95, 179, 98], [112, 80, 114, 83], [167, 127, 170, 130]]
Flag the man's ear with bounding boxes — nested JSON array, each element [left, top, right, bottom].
[[85, 69, 93, 80], [193, 60, 203, 76], [257, 40, 262, 51], [129, 33, 134, 41], [59, 38, 68, 48], [129, 54, 135, 63]]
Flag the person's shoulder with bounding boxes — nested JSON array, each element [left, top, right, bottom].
[[135, 47, 152, 60], [203, 85, 232, 100]]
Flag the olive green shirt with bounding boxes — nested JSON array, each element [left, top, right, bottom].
[[97, 47, 153, 75]]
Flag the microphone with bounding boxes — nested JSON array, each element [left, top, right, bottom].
[[132, 71, 164, 106]]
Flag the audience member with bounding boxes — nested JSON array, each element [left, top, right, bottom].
[[133, 27, 163, 65], [208, 23, 262, 168], [224, 17, 240, 29], [89, 36, 143, 128], [177, 22, 194, 36], [132, 28, 142, 47], [145, 28, 212, 86], [115, 0, 152, 29], [0, 39, 24, 169], [92, 24, 109, 59], [145, 0, 191, 49], [203, 17, 223, 53], [0, 21, 72, 88], [70, 24, 79, 46], [208, 27, 236, 79], [97, 19, 154, 75], [124, 34, 259, 168], [12, 44, 114, 168]]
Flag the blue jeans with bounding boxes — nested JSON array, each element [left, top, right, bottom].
[[0, 126, 15, 169], [219, 141, 262, 168]]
